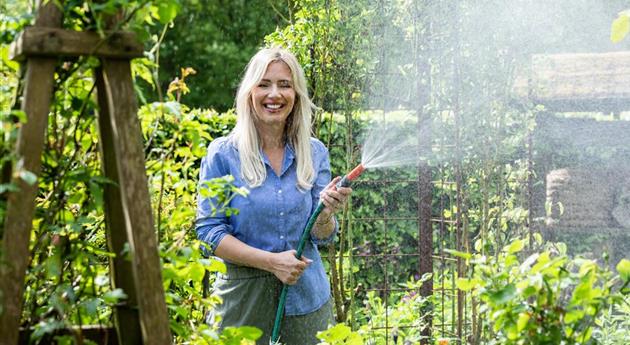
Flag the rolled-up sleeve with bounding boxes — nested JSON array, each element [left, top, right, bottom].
[[196, 140, 233, 254], [310, 140, 338, 245]]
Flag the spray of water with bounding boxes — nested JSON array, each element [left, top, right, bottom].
[[359, 120, 420, 169]]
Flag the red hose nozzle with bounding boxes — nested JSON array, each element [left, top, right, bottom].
[[337, 164, 365, 188], [346, 164, 365, 181]]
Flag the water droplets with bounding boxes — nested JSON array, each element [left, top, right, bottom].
[[360, 120, 421, 169]]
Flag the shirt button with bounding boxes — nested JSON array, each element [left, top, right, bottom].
[[280, 235, 285, 239], [278, 189, 282, 194], [280, 212, 284, 216]]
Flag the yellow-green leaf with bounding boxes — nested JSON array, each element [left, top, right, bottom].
[[1, 46, 19, 71], [617, 258, 630, 282], [444, 248, 472, 260], [456, 278, 483, 291], [564, 309, 584, 324], [504, 239, 525, 254], [208, 259, 227, 274], [517, 312, 530, 332], [611, 13, 630, 43]]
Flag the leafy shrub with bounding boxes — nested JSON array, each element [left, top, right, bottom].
[[454, 237, 630, 344]]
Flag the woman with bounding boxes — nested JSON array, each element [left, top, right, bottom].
[[196, 46, 351, 344]]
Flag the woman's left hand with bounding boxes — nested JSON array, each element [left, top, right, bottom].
[[320, 176, 352, 216]]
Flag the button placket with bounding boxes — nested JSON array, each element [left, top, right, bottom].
[[277, 186, 285, 240]]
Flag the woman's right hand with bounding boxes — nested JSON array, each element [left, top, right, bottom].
[[269, 250, 312, 285]]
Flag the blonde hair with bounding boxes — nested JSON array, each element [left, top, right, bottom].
[[230, 46, 316, 190]]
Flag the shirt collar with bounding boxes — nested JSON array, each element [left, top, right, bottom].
[[260, 141, 295, 177]]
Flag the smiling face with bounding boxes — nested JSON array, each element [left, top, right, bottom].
[[251, 61, 296, 129]]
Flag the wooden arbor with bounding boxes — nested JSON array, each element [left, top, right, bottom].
[[0, 3, 172, 345]]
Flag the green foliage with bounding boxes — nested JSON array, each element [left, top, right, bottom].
[[317, 323, 363, 345], [155, 0, 291, 111], [611, 11, 630, 43], [593, 296, 630, 344], [3, 1, 630, 344], [453, 236, 630, 345], [265, 0, 374, 118], [351, 275, 432, 344]]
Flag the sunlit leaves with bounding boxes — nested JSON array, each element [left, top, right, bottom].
[[154, 0, 181, 25], [220, 326, 262, 344], [199, 175, 249, 217], [444, 248, 472, 260], [455, 277, 483, 291], [316, 323, 363, 345], [1, 45, 18, 71], [611, 11, 630, 43], [488, 284, 516, 305], [617, 258, 630, 282], [102, 288, 128, 304], [503, 238, 525, 254], [265, 0, 375, 113], [18, 169, 37, 185], [132, 57, 158, 90], [455, 236, 628, 344]]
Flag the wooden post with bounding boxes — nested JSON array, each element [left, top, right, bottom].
[[94, 69, 143, 345], [0, 3, 63, 345], [2, 2, 172, 344], [98, 59, 172, 344], [414, 2, 433, 343]]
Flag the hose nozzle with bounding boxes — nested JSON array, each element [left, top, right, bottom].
[[337, 164, 365, 188]]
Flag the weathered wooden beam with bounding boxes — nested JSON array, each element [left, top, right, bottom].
[[99, 58, 172, 344], [95, 67, 143, 345], [10, 27, 143, 60], [0, 3, 62, 345], [513, 51, 630, 112]]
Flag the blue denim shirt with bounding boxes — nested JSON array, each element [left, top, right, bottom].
[[196, 136, 336, 315]]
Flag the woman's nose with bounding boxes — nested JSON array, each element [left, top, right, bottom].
[[268, 84, 281, 98]]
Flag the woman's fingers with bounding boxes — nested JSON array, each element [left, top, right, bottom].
[[273, 251, 312, 285], [320, 185, 352, 213]]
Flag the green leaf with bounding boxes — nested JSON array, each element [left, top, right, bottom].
[[103, 288, 128, 304], [517, 312, 530, 332], [564, 309, 584, 324], [236, 326, 262, 340], [221, 326, 262, 344], [81, 298, 101, 317], [572, 280, 594, 302], [611, 13, 630, 43], [504, 239, 525, 254], [0, 183, 19, 194], [0, 46, 19, 72], [617, 258, 630, 282], [456, 277, 483, 291], [11, 110, 27, 123], [188, 262, 205, 282], [156, 1, 181, 24], [45, 252, 62, 278], [317, 323, 362, 343], [19, 170, 37, 185], [444, 248, 472, 260], [488, 284, 516, 305], [204, 258, 226, 274]]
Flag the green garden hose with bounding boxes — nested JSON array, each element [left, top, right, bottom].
[[270, 164, 365, 344]]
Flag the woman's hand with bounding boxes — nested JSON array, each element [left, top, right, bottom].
[[319, 176, 352, 217], [269, 250, 312, 285]]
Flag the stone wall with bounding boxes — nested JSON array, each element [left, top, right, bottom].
[[545, 168, 630, 229]]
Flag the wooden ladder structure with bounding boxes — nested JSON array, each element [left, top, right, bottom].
[[0, 2, 172, 344]]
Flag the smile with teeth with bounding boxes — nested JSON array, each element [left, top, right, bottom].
[[264, 103, 284, 110]]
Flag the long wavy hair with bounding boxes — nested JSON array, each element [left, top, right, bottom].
[[230, 46, 316, 190]]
